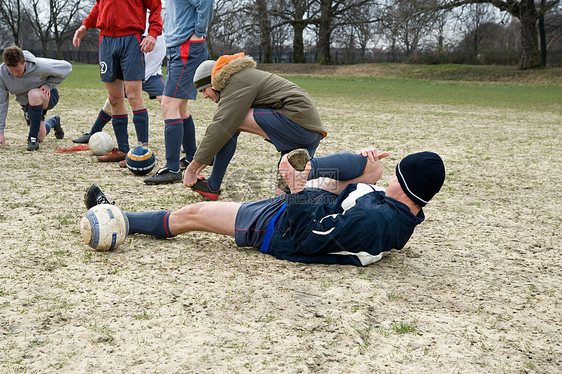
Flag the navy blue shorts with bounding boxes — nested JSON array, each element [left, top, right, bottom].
[[253, 108, 322, 156], [99, 35, 145, 82], [163, 39, 208, 100], [234, 195, 286, 249], [234, 188, 337, 252], [46, 87, 59, 110], [143, 74, 165, 99]]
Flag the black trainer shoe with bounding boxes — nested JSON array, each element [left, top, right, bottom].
[[180, 157, 190, 171], [84, 184, 114, 209], [73, 131, 91, 144], [144, 167, 182, 185], [27, 137, 39, 151], [52, 115, 64, 139], [191, 178, 221, 201]]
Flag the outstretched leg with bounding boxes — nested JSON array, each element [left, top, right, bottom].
[[126, 201, 241, 238]]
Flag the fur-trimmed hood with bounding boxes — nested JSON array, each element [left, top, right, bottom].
[[211, 55, 257, 91]]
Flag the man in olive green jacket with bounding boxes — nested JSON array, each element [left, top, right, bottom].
[[185, 52, 327, 200]]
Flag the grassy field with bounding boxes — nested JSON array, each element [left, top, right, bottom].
[[0, 63, 560, 373]]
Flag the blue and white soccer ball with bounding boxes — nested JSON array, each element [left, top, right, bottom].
[[80, 204, 129, 251], [126, 145, 156, 175]]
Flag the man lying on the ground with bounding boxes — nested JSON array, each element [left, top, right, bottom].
[[84, 147, 445, 266]]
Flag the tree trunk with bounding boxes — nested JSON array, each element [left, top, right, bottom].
[[255, 0, 272, 63], [291, 0, 308, 64], [292, 21, 306, 63], [0, 0, 22, 46], [538, 0, 547, 66], [206, 28, 214, 59], [56, 40, 64, 60], [517, 0, 541, 69], [317, 0, 333, 64], [41, 39, 48, 58]]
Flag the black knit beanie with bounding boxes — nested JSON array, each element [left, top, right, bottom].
[[395, 151, 445, 207]]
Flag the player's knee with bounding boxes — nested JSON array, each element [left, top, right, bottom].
[[170, 203, 204, 231], [107, 95, 123, 108], [27, 89, 44, 105], [160, 99, 179, 118]]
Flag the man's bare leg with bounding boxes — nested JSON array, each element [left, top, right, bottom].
[[104, 80, 127, 114], [168, 201, 241, 237], [123, 80, 144, 111], [161, 96, 189, 119], [238, 108, 270, 139]]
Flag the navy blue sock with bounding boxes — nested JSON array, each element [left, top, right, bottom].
[[112, 114, 129, 153], [309, 152, 367, 181], [164, 118, 183, 171], [90, 110, 112, 134], [27, 104, 43, 139], [207, 132, 239, 191], [182, 116, 197, 162], [133, 108, 149, 144], [44, 116, 56, 135], [125, 211, 173, 239]]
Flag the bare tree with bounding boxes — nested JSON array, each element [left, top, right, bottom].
[[0, 0, 24, 47], [316, 0, 337, 64], [29, 0, 54, 57], [272, 0, 318, 63], [395, 0, 438, 60], [332, 1, 382, 63], [207, 0, 248, 57], [543, 3, 562, 50], [435, 0, 561, 69], [378, 0, 433, 61], [314, 0, 374, 64], [455, 3, 500, 60], [254, 0, 273, 63], [352, 4, 382, 61], [434, 9, 450, 57], [270, 20, 293, 62], [50, 0, 84, 59]]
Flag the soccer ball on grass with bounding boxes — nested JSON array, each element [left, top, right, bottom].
[[126, 146, 156, 175], [80, 204, 129, 251], [88, 132, 114, 156]]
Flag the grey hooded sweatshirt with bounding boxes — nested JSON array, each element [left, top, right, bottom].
[[0, 51, 72, 133]]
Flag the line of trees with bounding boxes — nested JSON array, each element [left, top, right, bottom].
[[0, 0, 85, 59], [1, 0, 560, 69]]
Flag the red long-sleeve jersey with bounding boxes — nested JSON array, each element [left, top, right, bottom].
[[82, 0, 162, 39]]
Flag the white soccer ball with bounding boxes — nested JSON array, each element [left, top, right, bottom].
[[88, 132, 114, 156], [80, 204, 129, 251]]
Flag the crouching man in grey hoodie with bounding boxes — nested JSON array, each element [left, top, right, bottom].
[[0, 46, 72, 150]]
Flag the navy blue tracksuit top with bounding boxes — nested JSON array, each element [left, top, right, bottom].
[[268, 183, 425, 266]]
